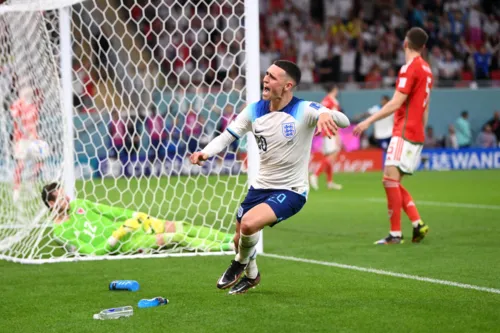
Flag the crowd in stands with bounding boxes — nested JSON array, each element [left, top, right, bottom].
[[122, 0, 500, 90], [423, 110, 500, 149], [259, 0, 500, 88], [69, 0, 500, 165]]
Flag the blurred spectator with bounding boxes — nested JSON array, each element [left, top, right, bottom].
[[484, 111, 500, 144], [476, 124, 497, 148], [125, 115, 142, 160], [448, 10, 466, 44], [483, 14, 499, 39], [359, 48, 379, 82], [316, 49, 338, 83], [340, 42, 356, 82], [455, 111, 472, 148], [184, 109, 203, 153], [145, 107, 167, 162], [73, 59, 96, 110], [259, 42, 279, 79], [298, 53, 314, 84], [445, 124, 459, 149], [364, 65, 382, 89], [424, 126, 441, 148], [473, 46, 492, 80], [382, 67, 397, 88], [467, 5, 483, 49], [108, 110, 127, 161], [438, 50, 461, 82], [428, 46, 442, 79]]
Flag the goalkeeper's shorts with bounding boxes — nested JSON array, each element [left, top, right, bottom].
[[236, 186, 306, 227]]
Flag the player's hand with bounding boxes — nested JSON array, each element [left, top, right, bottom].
[[315, 113, 338, 138], [189, 151, 209, 166], [353, 120, 370, 136]]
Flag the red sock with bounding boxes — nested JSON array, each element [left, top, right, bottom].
[[314, 158, 326, 177], [400, 184, 421, 223], [325, 160, 333, 182], [383, 177, 402, 233], [14, 161, 24, 191]]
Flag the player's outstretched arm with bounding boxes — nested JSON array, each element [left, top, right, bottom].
[[190, 106, 251, 166], [353, 91, 407, 136], [330, 110, 350, 128], [305, 102, 350, 138], [190, 131, 235, 166]]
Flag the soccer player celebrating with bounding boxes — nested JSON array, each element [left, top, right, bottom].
[[310, 84, 343, 190], [353, 27, 432, 245], [190, 60, 350, 294], [11, 87, 48, 202], [41, 183, 234, 255]]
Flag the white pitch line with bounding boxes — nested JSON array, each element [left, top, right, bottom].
[[261, 253, 500, 295], [366, 198, 500, 210]]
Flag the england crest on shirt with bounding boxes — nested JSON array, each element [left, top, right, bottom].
[[282, 122, 296, 139]]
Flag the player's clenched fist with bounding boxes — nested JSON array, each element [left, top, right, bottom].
[[190, 151, 209, 166]]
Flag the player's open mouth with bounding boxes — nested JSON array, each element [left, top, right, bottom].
[[263, 87, 270, 93]]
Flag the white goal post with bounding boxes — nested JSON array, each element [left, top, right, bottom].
[[0, 0, 261, 264]]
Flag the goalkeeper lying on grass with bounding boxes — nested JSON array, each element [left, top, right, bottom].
[[41, 182, 234, 255]]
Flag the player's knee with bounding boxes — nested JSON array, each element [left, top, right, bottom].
[[240, 216, 258, 235]]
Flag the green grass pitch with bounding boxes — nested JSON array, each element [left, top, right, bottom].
[[1, 170, 499, 332]]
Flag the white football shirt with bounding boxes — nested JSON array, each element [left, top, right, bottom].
[[227, 97, 347, 197], [368, 104, 393, 140]]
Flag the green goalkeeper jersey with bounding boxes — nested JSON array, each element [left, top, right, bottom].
[[52, 199, 138, 255]]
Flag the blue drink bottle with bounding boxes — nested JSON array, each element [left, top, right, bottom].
[[138, 297, 169, 308], [109, 280, 140, 291]]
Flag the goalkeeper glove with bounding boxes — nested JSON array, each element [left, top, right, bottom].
[[110, 218, 141, 243], [142, 216, 165, 234], [134, 212, 165, 234]]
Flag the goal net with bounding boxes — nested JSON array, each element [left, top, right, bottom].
[[0, 0, 257, 263]]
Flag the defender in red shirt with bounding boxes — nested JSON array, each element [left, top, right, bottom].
[[354, 27, 431, 245], [310, 85, 343, 191], [11, 87, 49, 202]]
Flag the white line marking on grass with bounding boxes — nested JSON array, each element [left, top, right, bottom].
[[261, 253, 500, 295], [366, 198, 500, 210]]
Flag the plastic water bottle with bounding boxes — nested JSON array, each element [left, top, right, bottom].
[[109, 280, 140, 291], [93, 306, 133, 320], [137, 297, 169, 308]]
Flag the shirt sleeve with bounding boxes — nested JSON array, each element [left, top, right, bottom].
[[396, 64, 416, 95], [303, 101, 332, 127], [303, 101, 350, 128], [200, 130, 236, 158], [226, 106, 252, 139]]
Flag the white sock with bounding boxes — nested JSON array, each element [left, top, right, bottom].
[[411, 220, 421, 228], [245, 257, 259, 279], [390, 231, 402, 237], [235, 232, 259, 264]]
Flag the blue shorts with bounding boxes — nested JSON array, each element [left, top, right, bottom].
[[236, 187, 306, 227]]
